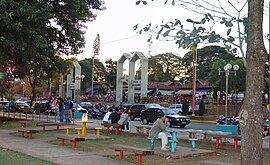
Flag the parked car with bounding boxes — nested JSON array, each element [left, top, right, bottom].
[[140, 107, 191, 128], [0, 101, 10, 112], [128, 103, 163, 121], [128, 104, 147, 121], [188, 104, 200, 115], [15, 101, 30, 113], [169, 104, 183, 114], [117, 103, 133, 111], [32, 100, 51, 114], [80, 102, 93, 110], [72, 103, 87, 113]]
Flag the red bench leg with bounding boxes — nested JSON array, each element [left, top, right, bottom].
[[71, 140, 77, 148], [23, 123, 26, 128], [58, 138, 65, 145], [18, 130, 24, 137], [136, 154, 143, 164], [115, 127, 119, 135], [215, 137, 220, 149], [234, 139, 238, 151], [115, 149, 124, 159], [105, 126, 109, 134], [57, 125, 60, 130], [42, 126, 45, 131], [27, 132, 33, 138]]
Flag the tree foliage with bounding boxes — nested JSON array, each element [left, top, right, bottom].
[[142, 53, 182, 81], [182, 45, 241, 81], [134, 0, 248, 61], [0, 0, 104, 99]]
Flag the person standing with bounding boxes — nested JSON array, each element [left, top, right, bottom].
[[149, 113, 169, 151], [9, 99, 15, 112], [58, 97, 64, 122], [64, 98, 71, 123]]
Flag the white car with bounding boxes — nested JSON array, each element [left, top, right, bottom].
[[72, 103, 87, 113], [169, 104, 183, 114]]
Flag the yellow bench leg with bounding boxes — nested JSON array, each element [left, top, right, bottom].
[[75, 128, 82, 137], [97, 129, 100, 137], [66, 128, 70, 135]]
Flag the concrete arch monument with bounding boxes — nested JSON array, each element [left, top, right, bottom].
[[116, 52, 148, 105]]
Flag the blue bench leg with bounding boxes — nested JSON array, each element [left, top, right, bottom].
[[171, 132, 177, 153], [191, 140, 196, 151], [150, 138, 155, 150]]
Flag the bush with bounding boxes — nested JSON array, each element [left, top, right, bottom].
[[182, 99, 189, 115]]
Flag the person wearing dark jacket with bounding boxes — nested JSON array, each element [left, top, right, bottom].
[[109, 110, 120, 124]]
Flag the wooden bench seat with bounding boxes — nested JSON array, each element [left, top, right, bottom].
[[18, 128, 39, 138], [18, 120, 43, 128], [56, 134, 85, 148], [36, 122, 70, 131], [114, 144, 154, 164], [134, 124, 152, 135]]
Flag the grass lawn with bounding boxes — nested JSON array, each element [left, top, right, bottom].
[[0, 147, 56, 165]]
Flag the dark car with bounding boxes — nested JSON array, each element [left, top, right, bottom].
[[128, 104, 147, 121], [128, 103, 163, 121], [140, 107, 191, 128]]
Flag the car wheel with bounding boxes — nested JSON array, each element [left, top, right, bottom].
[[142, 118, 148, 125], [180, 124, 186, 128], [130, 115, 135, 121]]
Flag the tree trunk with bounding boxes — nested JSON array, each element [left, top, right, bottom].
[[239, 0, 267, 164]]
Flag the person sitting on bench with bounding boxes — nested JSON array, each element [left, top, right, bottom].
[[149, 113, 169, 151], [102, 109, 112, 124], [109, 109, 120, 125]]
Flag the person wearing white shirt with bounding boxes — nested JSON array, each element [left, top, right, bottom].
[[102, 109, 112, 124]]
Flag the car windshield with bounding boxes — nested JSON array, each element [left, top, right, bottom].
[[81, 102, 92, 106], [145, 104, 162, 109], [162, 109, 177, 115], [73, 103, 82, 108]]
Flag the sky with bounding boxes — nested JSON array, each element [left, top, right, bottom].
[[76, 0, 269, 68]]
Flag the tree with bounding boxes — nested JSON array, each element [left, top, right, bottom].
[[79, 58, 105, 94], [239, 0, 267, 164], [0, 0, 104, 99], [208, 59, 246, 98], [182, 45, 240, 81], [104, 58, 117, 90], [138, 53, 182, 82]]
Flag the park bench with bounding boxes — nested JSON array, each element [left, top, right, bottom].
[[89, 127, 103, 137], [114, 144, 154, 164], [18, 128, 39, 138], [18, 120, 43, 128], [37, 122, 71, 131], [102, 123, 121, 135], [56, 134, 85, 149], [185, 129, 206, 138], [134, 124, 152, 135], [205, 132, 240, 151]]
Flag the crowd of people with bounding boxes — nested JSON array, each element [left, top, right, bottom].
[[102, 109, 129, 132]]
